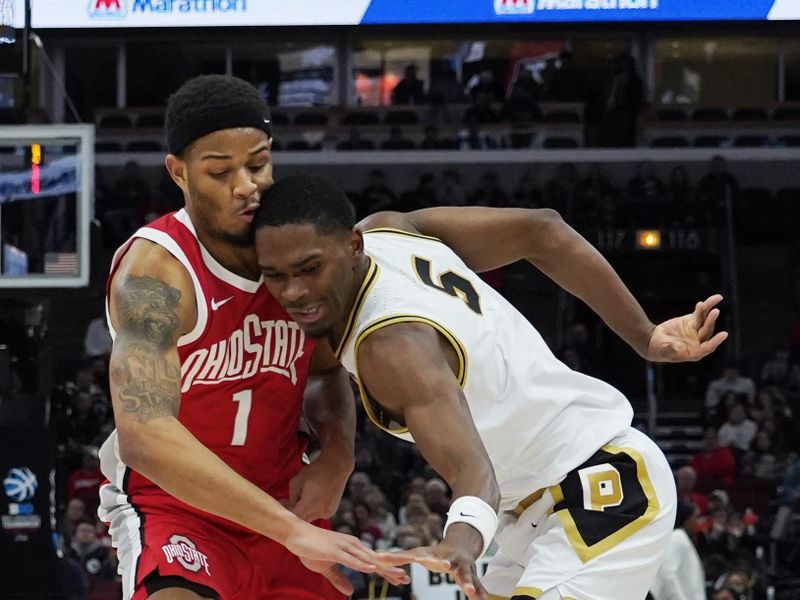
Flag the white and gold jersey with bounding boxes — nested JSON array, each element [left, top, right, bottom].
[[337, 229, 634, 512]]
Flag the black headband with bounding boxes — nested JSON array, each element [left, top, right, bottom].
[[166, 101, 273, 155]]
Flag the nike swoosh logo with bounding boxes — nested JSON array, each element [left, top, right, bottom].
[[211, 296, 233, 311], [459, 512, 477, 518]]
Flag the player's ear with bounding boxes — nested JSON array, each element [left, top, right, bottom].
[[348, 229, 364, 262], [165, 154, 189, 192]]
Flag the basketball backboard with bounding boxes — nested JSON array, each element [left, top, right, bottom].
[[0, 124, 94, 288]]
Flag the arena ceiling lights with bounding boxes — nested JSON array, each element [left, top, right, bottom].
[[29, 0, 800, 28]]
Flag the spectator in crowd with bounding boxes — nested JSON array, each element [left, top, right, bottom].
[[667, 166, 692, 225], [627, 161, 666, 226], [398, 491, 428, 526], [760, 348, 800, 399], [391, 64, 426, 106], [419, 125, 440, 150], [698, 155, 739, 207], [540, 57, 559, 100], [712, 569, 753, 600], [677, 465, 710, 515], [718, 402, 758, 452], [504, 68, 542, 122], [705, 362, 756, 421], [66, 446, 103, 517], [358, 169, 396, 217], [543, 162, 578, 216], [551, 51, 583, 102], [427, 64, 467, 106], [650, 501, 706, 600], [740, 430, 788, 484], [599, 53, 644, 148], [471, 170, 509, 207], [338, 127, 374, 151], [69, 519, 116, 589], [347, 471, 373, 505], [627, 161, 665, 201], [353, 501, 386, 549], [424, 512, 444, 544], [690, 427, 736, 492], [468, 69, 505, 104], [780, 454, 800, 509], [399, 173, 439, 212], [575, 163, 615, 225], [381, 127, 416, 151], [459, 116, 499, 149], [83, 316, 112, 360], [65, 390, 104, 447], [512, 170, 541, 209], [61, 497, 88, 544], [438, 169, 468, 206], [392, 524, 426, 550], [106, 160, 151, 244], [422, 477, 450, 521], [364, 487, 398, 542]]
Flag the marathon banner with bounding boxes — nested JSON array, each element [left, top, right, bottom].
[[29, 0, 800, 28]]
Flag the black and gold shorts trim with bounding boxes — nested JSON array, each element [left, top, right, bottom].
[[548, 443, 659, 563]]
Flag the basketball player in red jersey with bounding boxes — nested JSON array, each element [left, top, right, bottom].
[[98, 75, 410, 600]]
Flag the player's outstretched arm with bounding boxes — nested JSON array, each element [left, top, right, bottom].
[[360, 208, 726, 362], [358, 321, 500, 600], [290, 340, 356, 521], [108, 242, 409, 590]]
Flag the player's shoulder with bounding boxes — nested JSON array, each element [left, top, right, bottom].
[[357, 211, 442, 243], [111, 238, 194, 300]]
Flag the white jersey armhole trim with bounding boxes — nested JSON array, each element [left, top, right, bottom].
[[352, 313, 468, 435], [106, 227, 208, 348], [174, 209, 262, 293]]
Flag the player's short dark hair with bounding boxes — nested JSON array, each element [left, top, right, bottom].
[[254, 175, 355, 235], [165, 74, 272, 156]]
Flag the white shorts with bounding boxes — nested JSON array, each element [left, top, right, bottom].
[[483, 427, 677, 600]]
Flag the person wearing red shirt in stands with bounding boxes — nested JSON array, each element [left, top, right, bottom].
[[67, 447, 104, 517], [690, 427, 736, 493]]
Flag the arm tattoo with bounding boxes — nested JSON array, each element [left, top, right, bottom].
[[117, 276, 182, 350], [112, 276, 183, 423]]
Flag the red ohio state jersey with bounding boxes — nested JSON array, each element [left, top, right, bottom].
[[100, 209, 315, 528]]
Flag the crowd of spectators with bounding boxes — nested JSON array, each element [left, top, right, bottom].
[[660, 333, 800, 599], [347, 157, 738, 232], [52, 322, 119, 599]]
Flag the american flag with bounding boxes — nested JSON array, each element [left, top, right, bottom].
[[44, 252, 78, 274]]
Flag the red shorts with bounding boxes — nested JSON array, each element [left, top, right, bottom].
[[119, 501, 344, 600]]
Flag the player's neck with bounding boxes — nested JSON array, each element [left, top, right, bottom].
[[195, 229, 261, 281], [330, 254, 371, 343]]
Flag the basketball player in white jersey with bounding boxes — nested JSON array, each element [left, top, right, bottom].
[[252, 176, 728, 600]]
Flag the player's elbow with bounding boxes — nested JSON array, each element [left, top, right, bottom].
[[115, 424, 155, 473], [525, 208, 575, 259]]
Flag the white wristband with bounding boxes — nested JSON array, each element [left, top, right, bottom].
[[443, 496, 499, 557]]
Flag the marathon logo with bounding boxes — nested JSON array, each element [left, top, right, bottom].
[[162, 535, 211, 575], [181, 315, 306, 392], [494, 0, 535, 14], [88, 0, 127, 19], [132, 0, 247, 13]]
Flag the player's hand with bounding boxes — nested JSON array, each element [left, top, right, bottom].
[[401, 522, 488, 600], [288, 452, 351, 522], [284, 523, 411, 595], [402, 542, 487, 600], [645, 294, 728, 363]]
